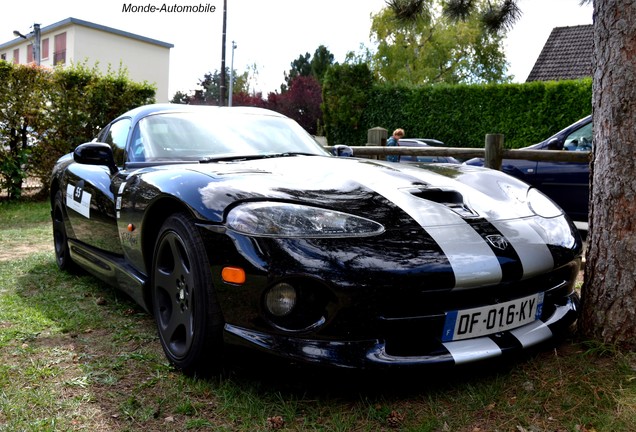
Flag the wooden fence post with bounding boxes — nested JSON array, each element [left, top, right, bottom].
[[485, 134, 504, 170], [367, 127, 387, 160]]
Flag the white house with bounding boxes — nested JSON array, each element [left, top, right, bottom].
[[0, 17, 173, 102]]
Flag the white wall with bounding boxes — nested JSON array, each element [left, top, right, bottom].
[[72, 25, 171, 102]]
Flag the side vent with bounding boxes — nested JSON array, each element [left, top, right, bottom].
[[410, 188, 479, 218]]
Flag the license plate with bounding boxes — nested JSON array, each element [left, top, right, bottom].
[[442, 293, 544, 342]]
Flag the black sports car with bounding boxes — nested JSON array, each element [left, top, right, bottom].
[[51, 104, 582, 375]]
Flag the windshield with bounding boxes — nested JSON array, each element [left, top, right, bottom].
[[129, 111, 329, 162]]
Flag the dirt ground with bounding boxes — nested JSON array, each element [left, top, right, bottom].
[[0, 242, 53, 262]]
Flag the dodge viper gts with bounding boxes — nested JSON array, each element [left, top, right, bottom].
[[50, 104, 582, 375]]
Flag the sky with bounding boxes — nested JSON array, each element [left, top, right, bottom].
[[1, 0, 593, 99]]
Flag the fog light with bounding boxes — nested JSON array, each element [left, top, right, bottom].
[[265, 283, 297, 317]]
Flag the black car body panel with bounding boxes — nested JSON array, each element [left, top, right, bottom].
[[51, 104, 582, 372]]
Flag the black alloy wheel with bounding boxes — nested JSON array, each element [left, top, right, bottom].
[[151, 212, 224, 375]]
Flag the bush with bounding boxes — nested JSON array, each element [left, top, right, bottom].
[[0, 61, 156, 200], [30, 64, 155, 191], [0, 63, 48, 200]]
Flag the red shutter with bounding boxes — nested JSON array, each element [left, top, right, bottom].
[[54, 32, 66, 65], [41, 38, 49, 59]]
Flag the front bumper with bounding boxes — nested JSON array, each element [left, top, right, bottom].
[[223, 292, 579, 369]]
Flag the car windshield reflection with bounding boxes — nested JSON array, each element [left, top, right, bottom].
[[130, 112, 329, 162]]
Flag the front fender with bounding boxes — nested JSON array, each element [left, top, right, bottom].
[[116, 167, 226, 275]]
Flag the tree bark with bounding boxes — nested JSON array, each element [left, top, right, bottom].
[[580, 0, 636, 348]]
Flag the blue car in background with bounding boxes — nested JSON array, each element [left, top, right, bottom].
[[397, 138, 460, 164], [465, 116, 592, 223]]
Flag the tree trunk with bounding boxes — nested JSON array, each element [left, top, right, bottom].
[[580, 0, 636, 348]]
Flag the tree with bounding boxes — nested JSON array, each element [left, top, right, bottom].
[[231, 91, 268, 108], [270, 75, 323, 135], [172, 66, 256, 105], [371, 0, 510, 85], [579, 0, 636, 349], [310, 45, 336, 83], [191, 69, 227, 105], [394, 0, 636, 349], [388, 0, 521, 32], [170, 90, 190, 104], [322, 63, 374, 145], [282, 45, 336, 91], [283, 53, 311, 91]]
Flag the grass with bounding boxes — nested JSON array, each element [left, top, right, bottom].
[[0, 200, 635, 431]]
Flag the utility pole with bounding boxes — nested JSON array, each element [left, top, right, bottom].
[[33, 23, 41, 65], [229, 41, 237, 107], [219, 0, 227, 106]]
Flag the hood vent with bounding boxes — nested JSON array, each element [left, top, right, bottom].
[[409, 188, 479, 219]]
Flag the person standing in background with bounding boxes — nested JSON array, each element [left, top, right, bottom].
[[386, 128, 404, 162]]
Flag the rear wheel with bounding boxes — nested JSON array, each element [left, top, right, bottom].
[[151, 212, 224, 376], [52, 190, 77, 272]]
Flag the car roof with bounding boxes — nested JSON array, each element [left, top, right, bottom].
[[114, 103, 286, 125], [535, 115, 592, 148], [399, 138, 445, 147]]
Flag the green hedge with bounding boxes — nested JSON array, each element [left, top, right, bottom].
[[0, 61, 156, 200], [323, 64, 592, 149]]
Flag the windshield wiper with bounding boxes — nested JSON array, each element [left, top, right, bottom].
[[265, 152, 318, 158], [199, 154, 267, 163], [199, 152, 318, 163]]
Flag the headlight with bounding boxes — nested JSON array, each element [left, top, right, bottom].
[[532, 215, 576, 248], [526, 188, 563, 218], [226, 202, 385, 238]]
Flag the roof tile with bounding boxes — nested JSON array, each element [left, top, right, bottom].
[[526, 25, 593, 82]]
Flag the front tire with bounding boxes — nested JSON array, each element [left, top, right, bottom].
[[151, 212, 224, 376]]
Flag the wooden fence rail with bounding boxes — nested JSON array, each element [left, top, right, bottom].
[[325, 133, 591, 170]]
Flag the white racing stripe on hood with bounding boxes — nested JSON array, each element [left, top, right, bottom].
[[424, 222, 502, 289], [353, 165, 502, 289], [490, 219, 555, 278]]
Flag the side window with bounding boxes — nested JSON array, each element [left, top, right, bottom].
[[128, 125, 145, 162], [416, 156, 438, 163], [103, 118, 132, 166], [563, 122, 593, 152]]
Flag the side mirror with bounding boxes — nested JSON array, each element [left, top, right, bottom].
[[546, 138, 562, 150], [331, 144, 353, 157], [73, 142, 118, 174]]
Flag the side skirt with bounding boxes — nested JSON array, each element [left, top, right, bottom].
[[68, 239, 150, 312]]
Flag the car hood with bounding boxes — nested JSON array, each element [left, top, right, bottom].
[[138, 155, 579, 290], [177, 155, 547, 227]]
